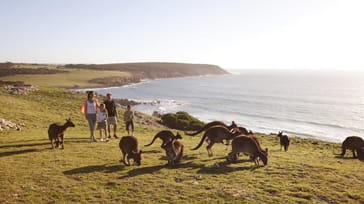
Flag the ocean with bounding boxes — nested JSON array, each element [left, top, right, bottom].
[[89, 69, 364, 143]]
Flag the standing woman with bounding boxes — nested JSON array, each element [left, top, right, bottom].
[[83, 91, 99, 142]]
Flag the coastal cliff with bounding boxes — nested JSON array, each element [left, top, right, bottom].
[[65, 62, 228, 87], [0, 62, 229, 88]]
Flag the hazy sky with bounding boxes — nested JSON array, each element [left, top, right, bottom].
[[1, 0, 363, 69]]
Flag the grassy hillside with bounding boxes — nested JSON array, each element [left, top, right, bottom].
[[0, 87, 363, 203]]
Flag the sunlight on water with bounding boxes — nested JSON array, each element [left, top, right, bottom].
[[90, 70, 364, 143]]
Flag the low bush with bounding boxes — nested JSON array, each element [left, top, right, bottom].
[[161, 111, 205, 130]]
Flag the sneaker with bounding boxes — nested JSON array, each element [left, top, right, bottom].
[[108, 135, 111, 139], [113, 134, 118, 139], [106, 138, 109, 142], [92, 137, 97, 142], [100, 138, 104, 142]]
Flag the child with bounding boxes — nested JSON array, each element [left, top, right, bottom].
[[124, 104, 134, 136], [97, 103, 109, 141]]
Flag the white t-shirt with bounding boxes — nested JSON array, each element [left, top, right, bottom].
[[98, 110, 107, 122], [86, 101, 97, 114]]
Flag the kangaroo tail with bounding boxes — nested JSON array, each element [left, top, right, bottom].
[[191, 133, 208, 150], [185, 126, 206, 136], [144, 134, 159, 147]]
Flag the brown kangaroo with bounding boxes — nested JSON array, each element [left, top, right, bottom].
[[227, 135, 268, 166], [191, 125, 241, 157], [242, 135, 267, 163], [184, 121, 237, 136], [48, 118, 75, 149], [277, 131, 290, 151], [144, 130, 182, 148], [238, 126, 254, 135], [162, 139, 184, 165], [340, 136, 364, 158], [119, 136, 142, 166]]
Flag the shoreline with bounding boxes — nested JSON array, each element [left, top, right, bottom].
[[73, 73, 357, 144]]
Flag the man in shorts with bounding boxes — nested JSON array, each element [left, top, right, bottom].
[[104, 93, 119, 139]]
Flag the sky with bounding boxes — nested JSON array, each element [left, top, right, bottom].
[[0, 0, 363, 70]]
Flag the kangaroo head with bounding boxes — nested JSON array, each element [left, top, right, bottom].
[[131, 150, 142, 166], [66, 118, 76, 127], [175, 132, 182, 140], [229, 121, 238, 129], [277, 131, 283, 137]]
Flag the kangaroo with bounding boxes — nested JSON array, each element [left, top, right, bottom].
[[119, 136, 142, 166], [191, 125, 241, 157], [162, 139, 184, 165], [144, 130, 182, 148], [277, 131, 290, 151], [227, 135, 268, 166], [47, 118, 75, 149], [340, 136, 364, 158], [238, 126, 254, 135], [184, 121, 237, 136], [241, 135, 267, 163]]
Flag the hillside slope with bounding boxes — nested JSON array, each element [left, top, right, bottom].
[[0, 87, 364, 203]]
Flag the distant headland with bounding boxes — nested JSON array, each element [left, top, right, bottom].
[[0, 62, 229, 88]]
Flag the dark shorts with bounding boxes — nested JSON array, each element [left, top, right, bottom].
[[97, 121, 107, 130], [125, 120, 134, 131]]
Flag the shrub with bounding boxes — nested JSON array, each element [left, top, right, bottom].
[[161, 111, 205, 130]]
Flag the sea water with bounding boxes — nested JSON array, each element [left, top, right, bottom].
[[89, 69, 364, 143]]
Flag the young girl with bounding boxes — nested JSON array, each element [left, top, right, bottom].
[[97, 103, 109, 141]]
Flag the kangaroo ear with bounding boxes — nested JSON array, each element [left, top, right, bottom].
[[265, 148, 268, 152], [139, 150, 142, 154]]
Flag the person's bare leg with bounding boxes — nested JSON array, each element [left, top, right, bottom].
[[113, 124, 118, 138]]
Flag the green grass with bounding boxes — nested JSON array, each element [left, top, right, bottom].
[[0, 88, 364, 203], [13, 64, 59, 69], [0, 67, 130, 88]]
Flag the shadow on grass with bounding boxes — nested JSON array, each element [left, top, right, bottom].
[[334, 155, 357, 160], [0, 142, 50, 149], [0, 148, 39, 158], [158, 154, 199, 161], [119, 161, 205, 179], [118, 164, 165, 179], [0, 138, 90, 149], [200, 156, 227, 162], [335, 155, 364, 162], [141, 149, 162, 154], [197, 160, 264, 174], [64, 164, 125, 175]]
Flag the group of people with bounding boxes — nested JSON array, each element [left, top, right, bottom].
[[82, 91, 135, 142]]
